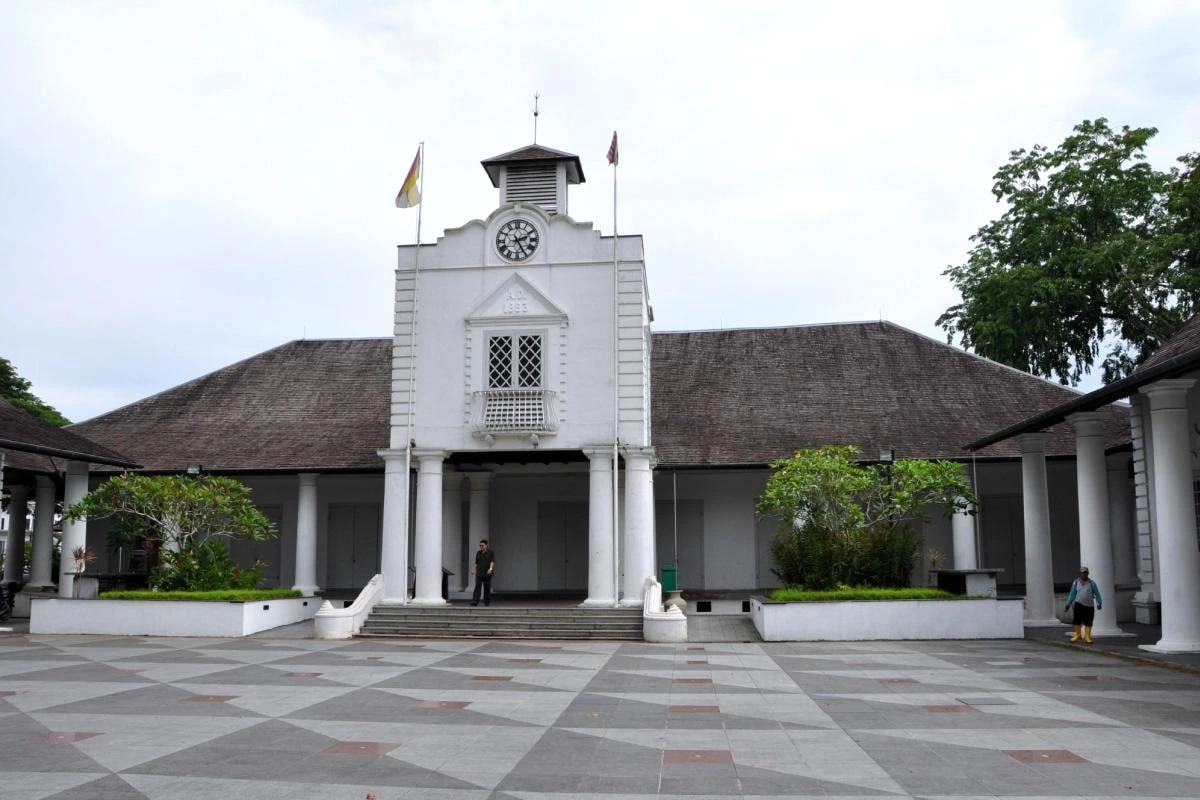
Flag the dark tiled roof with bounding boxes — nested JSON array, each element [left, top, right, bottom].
[[481, 144, 585, 186], [0, 398, 136, 468], [650, 322, 1129, 466], [1140, 313, 1200, 370], [68, 324, 1129, 473], [71, 339, 392, 472]]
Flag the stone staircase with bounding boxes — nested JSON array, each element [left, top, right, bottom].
[[358, 604, 644, 640]]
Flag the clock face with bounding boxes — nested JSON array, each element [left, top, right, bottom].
[[495, 219, 540, 261]]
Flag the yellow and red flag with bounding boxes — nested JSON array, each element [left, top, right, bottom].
[[395, 148, 421, 208]]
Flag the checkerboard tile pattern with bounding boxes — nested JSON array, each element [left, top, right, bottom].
[[1, 634, 1198, 798]]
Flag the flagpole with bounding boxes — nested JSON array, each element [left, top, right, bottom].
[[611, 139, 621, 609], [403, 141, 425, 604]]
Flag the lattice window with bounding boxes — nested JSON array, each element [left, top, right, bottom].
[[488, 334, 543, 389], [488, 336, 512, 389], [517, 335, 542, 388]]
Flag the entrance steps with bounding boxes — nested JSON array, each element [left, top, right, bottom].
[[359, 604, 643, 640]]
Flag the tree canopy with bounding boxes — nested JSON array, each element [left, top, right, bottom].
[[1, 357, 70, 426], [938, 119, 1200, 385], [758, 446, 971, 589], [64, 474, 275, 591]]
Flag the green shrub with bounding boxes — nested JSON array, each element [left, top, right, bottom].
[[150, 538, 265, 592], [99, 588, 302, 602], [769, 586, 958, 602]]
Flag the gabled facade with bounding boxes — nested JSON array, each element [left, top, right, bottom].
[[378, 144, 654, 606]]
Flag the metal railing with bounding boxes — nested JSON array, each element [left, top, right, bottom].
[[470, 388, 559, 434]]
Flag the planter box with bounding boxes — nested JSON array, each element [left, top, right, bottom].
[[750, 596, 1024, 641], [30, 596, 319, 637]]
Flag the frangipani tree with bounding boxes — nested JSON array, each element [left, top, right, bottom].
[[64, 474, 275, 591], [758, 446, 972, 589]]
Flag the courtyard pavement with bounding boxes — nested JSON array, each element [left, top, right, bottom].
[[1, 632, 1200, 799]]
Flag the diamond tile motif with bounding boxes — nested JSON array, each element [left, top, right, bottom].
[[925, 704, 977, 712], [27, 731, 101, 743], [664, 748, 734, 764], [1006, 748, 1089, 764], [416, 700, 470, 709], [184, 694, 238, 702], [322, 740, 400, 755], [472, 675, 513, 682], [673, 677, 712, 684], [670, 705, 719, 713]]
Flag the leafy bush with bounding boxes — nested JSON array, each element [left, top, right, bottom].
[[769, 586, 958, 602], [100, 588, 301, 602], [759, 446, 972, 590], [150, 538, 265, 592]]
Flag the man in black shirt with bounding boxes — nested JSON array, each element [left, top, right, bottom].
[[471, 539, 495, 607]]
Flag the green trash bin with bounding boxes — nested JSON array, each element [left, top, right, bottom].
[[660, 562, 677, 592]]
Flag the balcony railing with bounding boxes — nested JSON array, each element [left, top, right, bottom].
[[470, 388, 559, 435]]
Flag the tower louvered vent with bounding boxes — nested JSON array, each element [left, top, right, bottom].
[[504, 164, 558, 213]]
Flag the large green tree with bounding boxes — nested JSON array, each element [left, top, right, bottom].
[[938, 119, 1200, 385], [64, 474, 275, 591], [758, 446, 972, 589], [1, 357, 70, 426]]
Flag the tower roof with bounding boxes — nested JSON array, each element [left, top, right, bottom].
[[481, 144, 585, 187]]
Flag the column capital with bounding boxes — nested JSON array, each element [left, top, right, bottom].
[[412, 448, 448, 464], [1016, 432, 1048, 453], [1140, 378, 1196, 410], [623, 446, 656, 470], [582, 445, 616, 461], [1067, 411, 1108, 439], [377, 448, 409, 464]]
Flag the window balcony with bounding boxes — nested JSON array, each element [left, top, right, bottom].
[[470, 388, 559, 437]]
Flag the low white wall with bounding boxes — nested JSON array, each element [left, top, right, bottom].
[[30, 597, 319, 637], [751, 597, 1024, 641]]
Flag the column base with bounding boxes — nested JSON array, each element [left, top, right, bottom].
[[1140, 641, 1200, 654], [1024, 618, 1069, 628], [580, 597, 617, 608], [618, 596, 642, 608], [410, 597, 448, 607], [292, 585, 321, 597], [381, 595, 409, 605]]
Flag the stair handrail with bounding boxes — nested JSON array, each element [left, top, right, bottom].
[[642, 575, 688, 643], [314, 573, 384, 640]]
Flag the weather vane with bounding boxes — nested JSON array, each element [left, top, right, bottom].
[[533, 93, 540, 143]]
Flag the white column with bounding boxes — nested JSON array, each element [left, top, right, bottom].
[[292, 473, 320, 595], [620, 447, 655, 607], [582, 448, 615, 607], [1139, 380, 1200, 653], [1069, 412, 1126, 636], [1018, 433, 1059, 624], [27, 476, 55, 589], [378, 448, 411, 603], [951, 497, 977, 570], [3, 485, 29, 584], [58, 460, 89, 598], [442, 469, 463, 592], [1107, 454, 1137, 585], [464, 472, 491, 597], [412, 449, 447, 606]]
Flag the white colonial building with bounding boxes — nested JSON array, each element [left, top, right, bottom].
[[7, 139, 1197, 646]]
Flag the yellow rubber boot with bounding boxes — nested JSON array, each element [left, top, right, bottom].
[[1070, 625, 1081, 642], [1083, 626, 1093, 644]]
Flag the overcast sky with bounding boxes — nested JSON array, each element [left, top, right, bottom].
[[2, 1, 1198, 423]]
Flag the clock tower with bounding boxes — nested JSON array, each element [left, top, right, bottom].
[[378, 142, 654, 611]]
